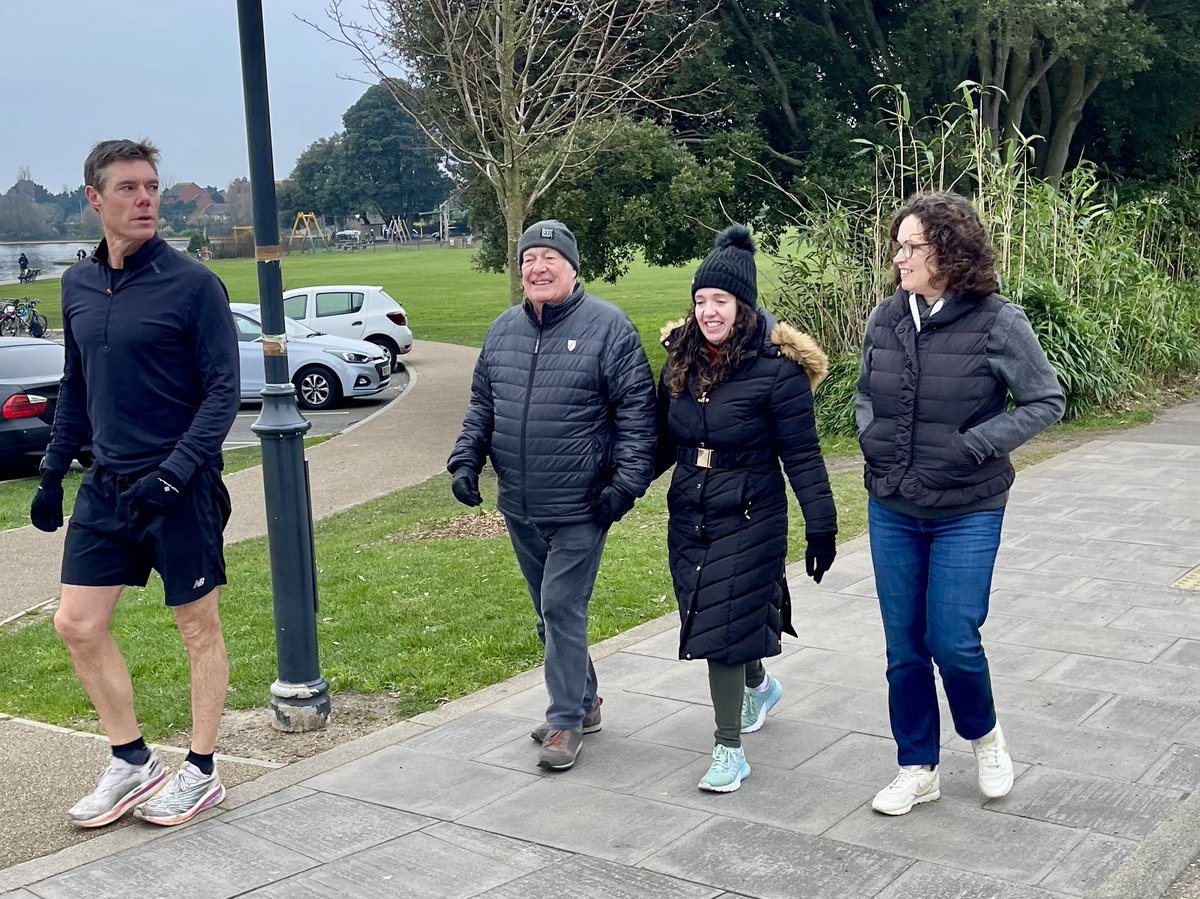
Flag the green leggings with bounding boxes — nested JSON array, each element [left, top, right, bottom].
[[707, 659, 766, 748]]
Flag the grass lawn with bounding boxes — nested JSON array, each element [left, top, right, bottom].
[[0, 467, 869, 738]]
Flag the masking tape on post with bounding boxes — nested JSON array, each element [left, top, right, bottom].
[[256, 244, 283, 262], [262, 334, 287, 356]]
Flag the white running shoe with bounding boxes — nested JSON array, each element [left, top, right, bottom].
[[972, 723, 1014, 799], [872, 765, 941, 816]]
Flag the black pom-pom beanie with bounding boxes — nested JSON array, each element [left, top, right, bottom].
[[691, 224, 757, 305]]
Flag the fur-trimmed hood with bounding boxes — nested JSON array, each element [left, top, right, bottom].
[[659, 314, 829, 390]]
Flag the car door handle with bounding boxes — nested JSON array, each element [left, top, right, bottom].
[[351, 320, 363, 326]]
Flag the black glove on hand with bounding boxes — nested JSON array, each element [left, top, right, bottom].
[[122, 468, 184, 516], [805, 532, 838, 584], [451, 468, 483, 507], [30, 476, 65, 532], [595, 485, 635, 529]]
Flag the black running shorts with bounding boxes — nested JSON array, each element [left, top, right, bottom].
[[62, 465, 232, 606]]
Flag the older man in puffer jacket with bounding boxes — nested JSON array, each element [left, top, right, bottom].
[[448, 219, 657, 771]]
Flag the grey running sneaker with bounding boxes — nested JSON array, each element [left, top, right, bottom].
[[68, 751, 168, 828], [136, 762, 226, 826], [538, 728, 584, 770], [531, 698, 603, 743]]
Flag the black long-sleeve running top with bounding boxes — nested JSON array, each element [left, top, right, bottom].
[[42, 235, 239, 483]]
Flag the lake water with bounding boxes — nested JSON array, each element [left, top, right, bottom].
[[0, 239, 189, 282]]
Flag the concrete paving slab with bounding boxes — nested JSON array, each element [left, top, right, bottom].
[[986, 588, 1132, 626], [1157, 639, 1200, 670], [1082, 695, 1200, 742], [825, 801, 1083, 884], [979, 641, 1069, 681], [875, 862, 1062, 898], [476, 854, 722, 899], [1065, 578, 1200, 609], [1036, 832, 1138, 897], [995, 617, 1175, 662], [240, 823, 565, 898], [26, 822, 315, 899], [994, 766, 1181, 839], [302, 745, 538, 820], [636, 760, 867, 835], [457, 779, 711, 865], [225, 792, 435, 862], [476, 729, 700, 794], [1034, 553, 1191, 587], [1041, 654, 1199, 703], [1111, 607, 1200, 641], [642, 816, 912, 899], [624, 703, 842, 770], [772, 646, 889, 693], [1139, 744, 1200, 791], [400, 712, 536, 760]]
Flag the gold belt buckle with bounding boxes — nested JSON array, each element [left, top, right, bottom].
[[695, 448, 713, 468]]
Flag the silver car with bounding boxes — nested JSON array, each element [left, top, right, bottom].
[[231, 303, 390, 410]]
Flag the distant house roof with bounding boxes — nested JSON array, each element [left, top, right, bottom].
[[204, 203, 232, 220], [163, 182, 214, 211]]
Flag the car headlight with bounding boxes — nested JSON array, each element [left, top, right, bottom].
[[325, 349, 373, 363]]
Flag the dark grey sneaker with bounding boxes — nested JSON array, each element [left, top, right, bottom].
[[538, 728, 584, 770], [68, 750, 168, 828], [531, 698, 602, 743]]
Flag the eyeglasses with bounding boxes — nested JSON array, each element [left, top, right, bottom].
[[890, 240, 932, 259]]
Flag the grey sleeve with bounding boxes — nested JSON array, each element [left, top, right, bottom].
[[854, 305, 880, 436], [963, 303, 1066, 460]]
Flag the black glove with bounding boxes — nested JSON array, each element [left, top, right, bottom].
[[805, 532, 837, 584], [451, 468, 483, 507], [30, 476, 65, 532], [595, 484, 635, 529], [122, 468, 184, 516]]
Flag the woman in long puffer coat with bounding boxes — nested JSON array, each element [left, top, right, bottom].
[[656, 225, 838, 792]]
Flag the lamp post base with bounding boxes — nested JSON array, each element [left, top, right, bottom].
[[269, 677, 331, 732]]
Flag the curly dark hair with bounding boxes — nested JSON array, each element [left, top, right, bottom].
[[665, 302, 760, 398], [889, 192, 998, 296]]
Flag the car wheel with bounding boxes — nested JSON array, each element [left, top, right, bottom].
[[294, 365, 343, 410], [366, 336, 398, 372]]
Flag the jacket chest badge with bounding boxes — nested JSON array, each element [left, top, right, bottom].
[[567, 339, 577, 351]]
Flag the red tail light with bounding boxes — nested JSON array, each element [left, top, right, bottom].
[[386, 310, 408, 327], [2, 393, 48, 419]]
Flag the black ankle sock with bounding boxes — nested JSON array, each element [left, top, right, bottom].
[[185, 750, 215, 776], [112, 737, 151, 766]]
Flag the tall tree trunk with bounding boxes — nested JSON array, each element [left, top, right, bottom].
[[503, 184, 525, 307], [1042, 62, 1105, 183]]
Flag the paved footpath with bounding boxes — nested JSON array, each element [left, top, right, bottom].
[[3, 389, 1200, 896]]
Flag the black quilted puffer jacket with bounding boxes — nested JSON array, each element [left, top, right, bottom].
[[657, 308, 838, 665], [448, 283, 657, 523]]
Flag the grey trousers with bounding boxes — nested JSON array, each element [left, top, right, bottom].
[[707, 659, 766, 747], [506, 516, 607, 730]]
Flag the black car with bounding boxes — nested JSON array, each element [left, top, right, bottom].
[[0, 336, 73, 474]]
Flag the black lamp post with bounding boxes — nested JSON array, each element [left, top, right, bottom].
[[235, 0, 330, 731]]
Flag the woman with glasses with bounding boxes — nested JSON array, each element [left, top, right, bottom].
[[657, 225, 838, 792], [857, 192, 1065, 815]]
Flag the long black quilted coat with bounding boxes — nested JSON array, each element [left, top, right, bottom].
[[658, 310, 838, 665], [448, 284, 657, 523]]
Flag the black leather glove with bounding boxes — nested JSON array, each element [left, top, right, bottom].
[[30, 476, 65, 532], [122, 468, 184, 516], [451, 468, 483, 507], [595, 484, 635, 529], [805, 532, 837, 584]]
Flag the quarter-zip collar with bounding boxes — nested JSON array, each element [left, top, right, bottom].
[[93, 234, 167, 275]]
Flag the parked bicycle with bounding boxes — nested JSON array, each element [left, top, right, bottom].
[[0, 298, 50, 338]]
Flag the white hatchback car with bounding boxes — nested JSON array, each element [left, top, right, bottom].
[[231, 304, 390, 411], [281, 285, 413, 372]]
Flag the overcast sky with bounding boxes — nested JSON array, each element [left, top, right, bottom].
[[3, 2, 380, 193]]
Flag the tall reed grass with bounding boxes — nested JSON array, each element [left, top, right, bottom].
[[768, 83, 1200, 434]]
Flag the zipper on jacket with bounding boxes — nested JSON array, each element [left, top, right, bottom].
[[519, 329, 543, 519], [103, 267, 118, 350]]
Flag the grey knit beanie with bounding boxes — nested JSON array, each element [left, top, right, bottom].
[[518, 219, 580, 273], [691, 225, 757, 305]]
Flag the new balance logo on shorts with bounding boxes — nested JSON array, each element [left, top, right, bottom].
[[193, 577, 206, 589]]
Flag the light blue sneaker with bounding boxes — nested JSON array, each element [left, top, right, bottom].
[[740, 673, 783, 733], [698, 744, 751, 792]]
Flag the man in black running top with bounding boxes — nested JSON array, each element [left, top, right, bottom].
[[31, 138, 239, 829]]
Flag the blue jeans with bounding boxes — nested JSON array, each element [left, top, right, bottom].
[[505, 517, 606, 730], [868, 498, 1004, 766]]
